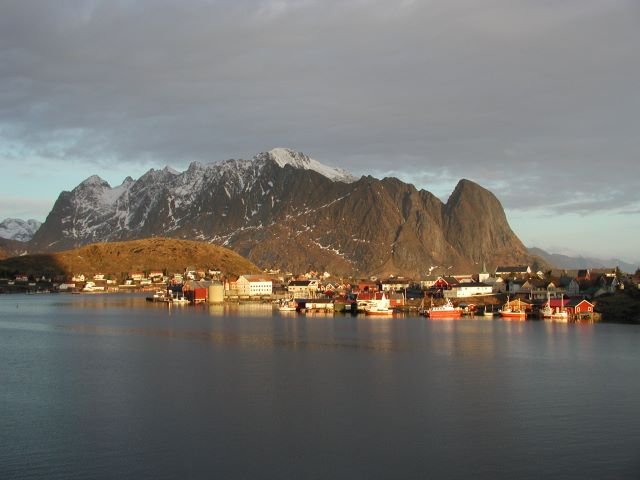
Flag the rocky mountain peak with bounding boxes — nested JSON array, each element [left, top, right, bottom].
[[77, 175, 110, 189], [0, 218, 42, 242], [259, 148, 358, 183]]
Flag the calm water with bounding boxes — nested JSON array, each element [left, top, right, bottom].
[[1, 294, 639, 479]]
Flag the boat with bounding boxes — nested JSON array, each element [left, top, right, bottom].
[[542, 293, 568, 321], [499, 297, 526, 320], [481, 304, 496, 317], [170, 295, 190, 305], [553, 294, 569, 321], [278, 298, 298, 312], [426, 298, 461, 319], [82, 281, 105, 293], [364, 293, 395, 316], [551, 309, 569, 321], [146, 290, 170, 302]]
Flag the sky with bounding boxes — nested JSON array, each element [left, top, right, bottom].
[[0, 0, 638, 263]]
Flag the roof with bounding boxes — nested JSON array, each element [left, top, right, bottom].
[[289, 280, 314, 287], [566, 298, 594, 307], [454, 282, 491, 288], [496, 265, 529, 273], [549, 298, 570, 308], [239, 274, 272, 283]]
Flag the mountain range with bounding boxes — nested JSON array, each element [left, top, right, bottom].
[[0, 218, 42, 242], [7, 147, 637, 275], [528, 247, 638, 274], [23, 148, 536, 276]]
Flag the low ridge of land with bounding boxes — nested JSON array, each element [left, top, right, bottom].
[[0, 237, 261, 278], [594, 288, 640, 324]]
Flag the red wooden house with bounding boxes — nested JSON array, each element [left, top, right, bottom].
[[565, 298, 594, 316]]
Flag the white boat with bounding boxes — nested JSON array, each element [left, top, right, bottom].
[[146, 290, 170, 302], [82, 281, 105, 292], [364, 293, 394, 316], [542, 293, 569, 321], [278, 299, 297, 312], [551, 310, 569, 321], [171, 295, 190, 305], [482, 304, 496, 317]]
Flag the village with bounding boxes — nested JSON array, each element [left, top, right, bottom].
[[2, 262, 639, 322]]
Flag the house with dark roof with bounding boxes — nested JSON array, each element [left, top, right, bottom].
[[495, 265, 531, 276]]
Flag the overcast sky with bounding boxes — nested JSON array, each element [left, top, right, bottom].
[[1, 0, 638, 262]]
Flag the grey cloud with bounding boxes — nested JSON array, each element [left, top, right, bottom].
[[1, 0, 639, 212]]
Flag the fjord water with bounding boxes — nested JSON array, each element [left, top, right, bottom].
[[1, 294, 639, 479]]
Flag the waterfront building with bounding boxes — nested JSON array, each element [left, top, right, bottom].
[[236, 275, 273, 296]]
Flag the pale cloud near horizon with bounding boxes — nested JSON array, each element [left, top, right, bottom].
[[0, 0, 638, 260]]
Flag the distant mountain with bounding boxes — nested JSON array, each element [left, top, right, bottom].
[[0, 238, 261, 278], [0, 218, 42, 242], [528, 247, 638, 274], [29, 148, 536, 276]]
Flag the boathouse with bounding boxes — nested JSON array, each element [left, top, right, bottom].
[[565, 299, 594, 319]]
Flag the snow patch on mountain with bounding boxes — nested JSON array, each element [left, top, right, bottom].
[[33, 147, 359, 248], [0, 218, 42, 241], [264, 148, 357, 183]]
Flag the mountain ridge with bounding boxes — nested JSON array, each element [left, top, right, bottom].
[[528, 247, 638, 273], [28, 148, 538, 276]]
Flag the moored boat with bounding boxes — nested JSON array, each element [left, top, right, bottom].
[[171, 295, 190, 305], [499, 297, 526, 320], [426, 298, 461, 319], [364, 293, 395, 316], [542, 293, 569, 321], [481, 304, 496, 317], [278, 298, 297, 312], [146, 290, 170, 302]]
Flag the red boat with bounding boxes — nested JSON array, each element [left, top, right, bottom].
[[426, 298, 462, 319]]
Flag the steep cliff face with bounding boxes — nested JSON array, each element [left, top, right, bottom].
[[443, 179, 531, 269], [29, 149, 534, 275]]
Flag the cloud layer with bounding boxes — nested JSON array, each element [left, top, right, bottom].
[[1, 0, 639, 259]]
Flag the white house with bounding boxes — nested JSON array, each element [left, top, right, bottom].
[[444, 282, 493, 298], [237, 275, 273, 296], [288, 279, 319, 297], [130, 272, 145, 281], [380, 278, 411, 292]]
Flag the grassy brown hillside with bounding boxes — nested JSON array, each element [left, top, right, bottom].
[[0, 237, 261, 279]]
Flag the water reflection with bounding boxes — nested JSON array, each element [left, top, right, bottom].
[[3, 294, 640, 480]]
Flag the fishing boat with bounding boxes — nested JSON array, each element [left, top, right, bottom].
[[278, 298, 298, 312], [364, 293, 395, 316], [543, 293, 568, 321], [426, 298, 461, 319], [499, 296, 526, 320], [171, 295, 190, 305], [146, 290, 170, 303], [481, 304, 496, 317], [553, 294, 569, 321]]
